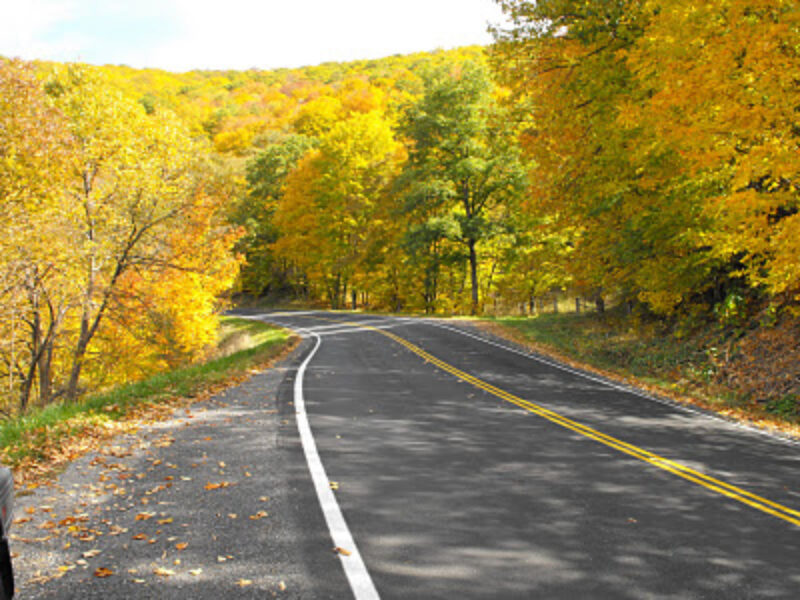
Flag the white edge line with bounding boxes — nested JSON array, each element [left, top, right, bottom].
[[292, 328, 381, 600]]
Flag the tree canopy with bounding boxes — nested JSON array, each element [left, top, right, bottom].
[[4, 6, 800, 412]]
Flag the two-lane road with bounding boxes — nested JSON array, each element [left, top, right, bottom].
[[262, 311, 800, 599]]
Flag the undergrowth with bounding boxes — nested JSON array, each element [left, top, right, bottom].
[[486, 309, 800, 433]]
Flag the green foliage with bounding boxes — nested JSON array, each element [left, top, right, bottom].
[[235, 135, 316, 296], [398, 60, 528, 313], [765, 396, 799, 419]]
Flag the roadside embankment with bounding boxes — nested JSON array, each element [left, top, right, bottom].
[[478, 313, 800, 440], [1, 317, 298, 489]]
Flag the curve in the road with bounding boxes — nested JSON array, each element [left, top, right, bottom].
[[330, 317, 800, 529]]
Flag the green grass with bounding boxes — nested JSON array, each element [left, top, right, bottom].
[[0, 317, 292, 465], [488, 312, 712, 393]]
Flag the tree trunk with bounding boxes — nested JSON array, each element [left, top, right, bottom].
[[328, 273, 341, 309], [468, 238, 479, 315], [19, 283, 42, 413], [66, 313, 91, 401], [596, 296, 606, 314], [37, 337, 54, 406]]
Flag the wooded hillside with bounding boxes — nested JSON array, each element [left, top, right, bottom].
[[2, 0, 799, 416]]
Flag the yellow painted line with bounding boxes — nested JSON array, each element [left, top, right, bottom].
[[321, 317, 800, 529]]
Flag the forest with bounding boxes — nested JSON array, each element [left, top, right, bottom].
[[1, 0, 799, 415]]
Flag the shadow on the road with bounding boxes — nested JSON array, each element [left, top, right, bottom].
[[15, 359, 348, 600], [303, 326, 800, 600]]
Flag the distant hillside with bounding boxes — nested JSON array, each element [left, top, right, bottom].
[[25, 46, 486, 156]]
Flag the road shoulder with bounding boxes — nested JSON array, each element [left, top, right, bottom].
[[12, 339, 349, 599]]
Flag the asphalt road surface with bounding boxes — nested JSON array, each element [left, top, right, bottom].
[[256, 311, 800, 599], [15, 310, 800, 599]]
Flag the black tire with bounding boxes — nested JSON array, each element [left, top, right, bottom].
[[0, 537, 14, 599]]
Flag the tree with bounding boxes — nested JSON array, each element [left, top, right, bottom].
[[273, 111, 404, 308], [491, 0, 720, 315], [236, 135, 316, 297], [625, 0, 800, 303], [0, 59, 74, 411], [399, 61, 527, 314], [45, 65, 238, 400]]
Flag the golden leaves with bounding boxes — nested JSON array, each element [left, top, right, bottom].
[[204, 481, 233, 491]]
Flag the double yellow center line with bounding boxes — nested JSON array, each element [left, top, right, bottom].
[[339, 319, 800, 529]]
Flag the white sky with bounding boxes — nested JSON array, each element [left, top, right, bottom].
[[1, 0, 508, 72]]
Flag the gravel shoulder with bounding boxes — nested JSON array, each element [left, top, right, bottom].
[[11, 339, 350, 599]]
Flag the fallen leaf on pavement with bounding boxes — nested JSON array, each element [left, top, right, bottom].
[[204, 481, 232, 491], [10, 534, 53, 543], [237, 579, 253, 587], [94, 567, 114, 578], [153, 567, 175, 577], [334, 546, 352, 556]]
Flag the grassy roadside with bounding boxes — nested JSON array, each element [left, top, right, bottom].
[[1, 317, 298, 488], [478, 313, 800, 439]]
